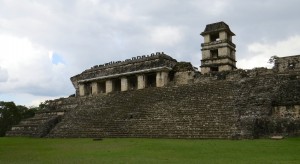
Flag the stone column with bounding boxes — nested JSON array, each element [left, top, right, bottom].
[[156, 71, 169, 87], [137, 74, 146, 89], [204, 34, 210, 43], [105, 80, 113, 93], [91, 82, 98, 95], [78, 84, 86, 96], [121, 77, 128, 91], [219, 31, 227, 40]]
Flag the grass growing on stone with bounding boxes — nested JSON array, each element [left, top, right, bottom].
[[0, 137, 299, 164]]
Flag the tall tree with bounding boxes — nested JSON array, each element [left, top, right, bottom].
[[0, 101, 36, 137]]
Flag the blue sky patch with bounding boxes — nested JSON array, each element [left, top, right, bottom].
[[51, 52, 65, 65]]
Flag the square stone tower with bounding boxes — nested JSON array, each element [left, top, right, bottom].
[[200, 22, 236, 74]]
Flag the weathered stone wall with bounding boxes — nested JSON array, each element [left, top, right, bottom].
[[174, 71, 195, 85], [172, 62, 196, 85], [275, 55, 300, 73], [71, 53, 177, 95]]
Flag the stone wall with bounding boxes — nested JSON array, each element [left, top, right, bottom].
[[275, 55, 300, 73], [172, 62, 196, 85], [71, 52, 177, 95]]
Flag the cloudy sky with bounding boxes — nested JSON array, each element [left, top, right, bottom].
[[1, 0, 300, 106]]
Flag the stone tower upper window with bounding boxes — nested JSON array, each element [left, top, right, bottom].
[[210, 33, 220, 42], [211, 49, 218, 58]]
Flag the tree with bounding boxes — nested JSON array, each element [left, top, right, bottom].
[[0, 101, 22, 136], [0, 101, 38, 137]]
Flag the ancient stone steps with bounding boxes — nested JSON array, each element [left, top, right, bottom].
[[6, 114, 63, 137], [48, 80, 239, 138], [8, 71, 300, 138]]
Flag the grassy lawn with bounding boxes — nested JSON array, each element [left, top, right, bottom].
[[0, 137, 299, 164]]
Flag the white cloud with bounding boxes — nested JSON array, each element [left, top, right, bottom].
[[0, 34, 72, 98], [238, 35, 300, 69], [0, 34, 49, 87], [149, 26, 184, 46], [190, 0, 231, 16], [0, 92, 63, 107], [0, 66, 8, 82], [74, 0, 134, 22]]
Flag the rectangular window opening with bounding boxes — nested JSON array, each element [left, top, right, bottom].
[[146, 73, 156, 88], [211, 49, 218, 58], [112, 79, 121, 92], [98, 82, 106, 93], [128, 76, 137, 90], [210, 33, 220, 42]]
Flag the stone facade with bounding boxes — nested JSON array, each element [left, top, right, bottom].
[[71, 52, 177, 96], [6, 22, 300, 139], [274, 55, 300, 72]]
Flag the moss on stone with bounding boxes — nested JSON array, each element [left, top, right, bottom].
[[172, 62, 194, 72]]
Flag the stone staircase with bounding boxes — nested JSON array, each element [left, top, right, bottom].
[[48, 81, 240, 139], [6, 112, 62, 137], [6, 98, 78, 137]]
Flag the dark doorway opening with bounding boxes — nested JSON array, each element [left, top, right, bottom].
[[98, 81, 106, 93], [211, 49, 218, 58], [146, 73, 156, 88], [85, 83, 92, 95], [112, 79, 121, 92], [128, 76, 137, 90]]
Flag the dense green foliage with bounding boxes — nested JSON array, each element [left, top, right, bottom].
[[0, 137, 299, 163], [0, 101, 37, 136]]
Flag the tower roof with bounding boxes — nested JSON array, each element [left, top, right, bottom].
[[201, 21, 235, 36]]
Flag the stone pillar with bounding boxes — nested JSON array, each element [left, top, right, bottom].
[[121, 77, 128, 91], [156, 71, 169, 87], [105, 80, 113, 93], [91, 82, 98, 95], [137, 74, 146, 89], [79, 84, 86, 96], [204, 34, 210, 43], [219, 31, 227, 40], [202, 50, 211, 60]]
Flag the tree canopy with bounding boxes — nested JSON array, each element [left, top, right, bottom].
[[0, 101, 38, 136]]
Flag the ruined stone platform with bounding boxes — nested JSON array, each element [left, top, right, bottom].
[[7, 68, 300, 139]]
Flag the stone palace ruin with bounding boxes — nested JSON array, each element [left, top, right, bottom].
[[6, 22, 300, 139]]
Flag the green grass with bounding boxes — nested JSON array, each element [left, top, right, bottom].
[[0, 137, 299, 164]]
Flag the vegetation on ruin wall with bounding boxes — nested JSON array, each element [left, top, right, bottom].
[[0, 101, 39, 136], [0, 137, 299, 164], [172, 62, 194, 72]]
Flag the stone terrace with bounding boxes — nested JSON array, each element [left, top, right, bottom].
[[6, 98, 78, 137], [6, 70, 300, 138], [48, 80, 240, 138]]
